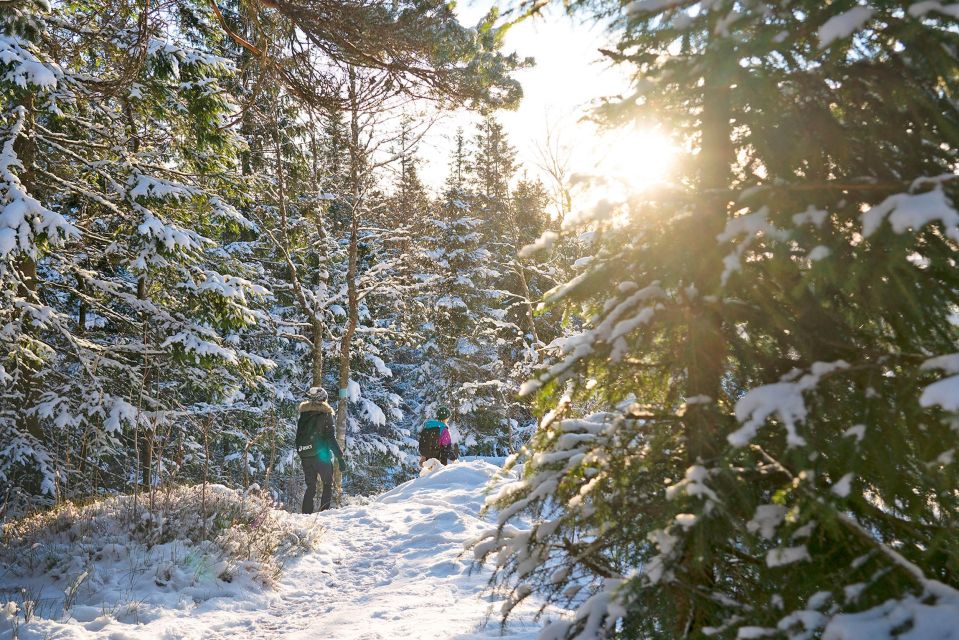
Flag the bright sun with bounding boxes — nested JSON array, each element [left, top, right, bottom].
[[593, 128, 677, 193]]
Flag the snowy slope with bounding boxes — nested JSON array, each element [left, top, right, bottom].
[[2, 461, 554, 640]]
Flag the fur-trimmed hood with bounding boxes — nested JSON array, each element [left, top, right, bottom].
[[299, 400, 334, 414]]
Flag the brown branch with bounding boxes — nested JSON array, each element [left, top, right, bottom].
[[208, 0, 263, 57]]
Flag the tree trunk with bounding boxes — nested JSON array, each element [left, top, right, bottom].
[[125, 99, 154, 491], [514, 260, 539, 344], [13, 96, 43, 444], [76, 273, 87, 335], [138, 275, 154, 490], [273, 116, 328, 390], [507, 203, 540, 345], [309, 114, 328, 388], [684, 74, 732, 462], [334, 70, 363, 502], [677, 38, 734, 637], [15, 255, 41, 441]]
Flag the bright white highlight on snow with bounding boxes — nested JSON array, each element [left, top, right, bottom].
[[817, 6, 875, 48], [766, 545, 811, 568]]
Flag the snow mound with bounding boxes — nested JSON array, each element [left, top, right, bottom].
[[382, 459, 505, 514], [823, 582, 959, 640], [0, 484, 319, 638], [818, 6, 874, 48], [418, 457, 445, 476], [1, 460, 553, 640]]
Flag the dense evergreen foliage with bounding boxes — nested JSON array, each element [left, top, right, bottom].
[[0, 0, 553, 514], [480, 1, 959, 638]]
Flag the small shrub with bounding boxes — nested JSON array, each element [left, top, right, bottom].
[[0, 482, 321, 625]]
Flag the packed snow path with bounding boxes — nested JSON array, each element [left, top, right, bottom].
[[7, 461, 550, 640], [204, 461, 542, 640]]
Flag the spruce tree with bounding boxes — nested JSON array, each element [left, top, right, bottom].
[[480, 2, 959, 638], [0, 2, 270, 505], [413, 173, 510, 453]]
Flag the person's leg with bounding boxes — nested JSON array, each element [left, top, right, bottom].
[[302, 456, 318, 514], [439, 445, 449, 465], [318, 460, 334, 511]]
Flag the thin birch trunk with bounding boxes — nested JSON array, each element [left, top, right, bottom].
[[334, 69, 363, 503]]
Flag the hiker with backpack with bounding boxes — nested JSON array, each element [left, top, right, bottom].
[[296, 387, 346, 513], [418, 406, 457, 466]]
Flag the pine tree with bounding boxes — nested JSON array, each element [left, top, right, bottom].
[[404, 119, 549, 455], [445, 128, 469, 195], [412, 176, 508, 453], [0, 2, 269, 506], [0, 0, 535, 514], [480, 2, 959, 638]]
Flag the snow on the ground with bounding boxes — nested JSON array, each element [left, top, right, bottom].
[[1, 460, 557, 640]]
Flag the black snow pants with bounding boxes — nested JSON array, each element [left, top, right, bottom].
[[301, 456, 334, 513]]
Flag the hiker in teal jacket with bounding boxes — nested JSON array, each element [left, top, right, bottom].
[[418, 406, 456, 466], [297, 387, 346, 513]]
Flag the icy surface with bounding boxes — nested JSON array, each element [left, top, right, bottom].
[[1, 461, 552, 640]]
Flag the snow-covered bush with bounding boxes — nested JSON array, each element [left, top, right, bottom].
[[0, 483, 319, 596]]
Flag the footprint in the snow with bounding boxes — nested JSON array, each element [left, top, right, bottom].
[[82, 615, 112, 632], [407, 511, 465, 536], [375, 571, 397, 587], [428, 560, 463, 577], [393, 533, 461, 556]]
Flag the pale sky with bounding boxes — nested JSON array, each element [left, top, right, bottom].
[[415, 3, 634, 193]]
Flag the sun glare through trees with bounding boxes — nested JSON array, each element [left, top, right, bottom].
[[593, 128, 678, 194]]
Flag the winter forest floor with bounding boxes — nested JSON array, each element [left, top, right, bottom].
[[1, 461, 556, 640]]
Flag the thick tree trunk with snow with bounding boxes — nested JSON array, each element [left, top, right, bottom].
[[676, 52, 734, 635], [12, 96, 43, 443]]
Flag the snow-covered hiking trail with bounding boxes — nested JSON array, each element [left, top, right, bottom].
[[202, 461, 542, 640], [4, 461, 552, 640]]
